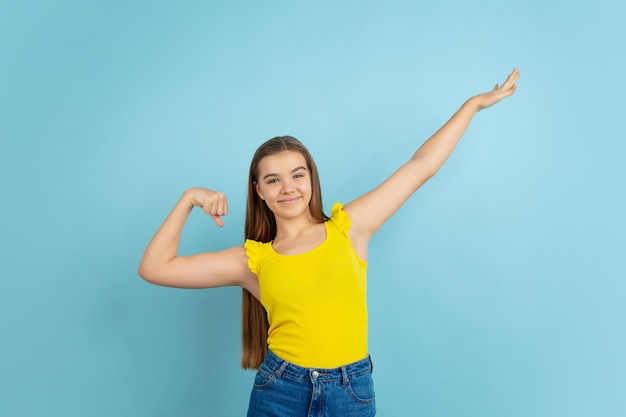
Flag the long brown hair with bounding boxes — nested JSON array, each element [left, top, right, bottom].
[[241, 136, 328, 369]]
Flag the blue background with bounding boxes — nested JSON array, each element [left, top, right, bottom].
[[1, 1, 624, 416]]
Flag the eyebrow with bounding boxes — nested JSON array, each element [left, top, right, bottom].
[[262, 166, 307, 180]]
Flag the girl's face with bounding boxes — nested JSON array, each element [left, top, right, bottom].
[[255, 151, 313, 220]]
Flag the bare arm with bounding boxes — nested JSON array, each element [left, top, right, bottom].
[[345, 69, 520, 257], [137, 188, 258, 297]]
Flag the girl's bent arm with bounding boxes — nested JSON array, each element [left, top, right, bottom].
[[345, 69, 520, 253], [137, 188, 258, 296]]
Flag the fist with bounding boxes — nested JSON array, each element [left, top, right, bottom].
[[186, 188, 228, 227]]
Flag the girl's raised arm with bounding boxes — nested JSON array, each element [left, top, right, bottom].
[[344, 69, 520, 256], [137, 188, 258, 297]]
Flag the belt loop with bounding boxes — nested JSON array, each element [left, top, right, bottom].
[[275, 359, 289, 379], [341, 366, 349, 386], [369, 355, 374, 373]]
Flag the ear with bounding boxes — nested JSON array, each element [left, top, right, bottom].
[[254, 181, 265, 200]]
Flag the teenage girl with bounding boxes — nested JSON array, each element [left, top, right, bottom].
[[138, 69, 520, 416]]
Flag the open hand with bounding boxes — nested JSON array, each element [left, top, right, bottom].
[[473, 68, 520, 111]]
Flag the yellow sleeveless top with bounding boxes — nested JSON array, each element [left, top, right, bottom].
[[244, 203, 368, 368]]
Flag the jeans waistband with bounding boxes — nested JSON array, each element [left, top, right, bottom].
[[262, 350, 373, 384]]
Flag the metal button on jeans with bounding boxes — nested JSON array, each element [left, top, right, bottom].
[[311, 371, 319, 378]]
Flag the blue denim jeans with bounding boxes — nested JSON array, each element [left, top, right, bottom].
[[247, 350, 376, 417]]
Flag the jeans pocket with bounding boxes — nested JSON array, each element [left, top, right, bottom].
[[253, 366, 275, 390], [346, 372, 376, 404]]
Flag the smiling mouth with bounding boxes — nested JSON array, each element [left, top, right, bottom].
[[278, 196, 302, 204]]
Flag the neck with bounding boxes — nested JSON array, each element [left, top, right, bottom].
[[273, 211, 319, 241]]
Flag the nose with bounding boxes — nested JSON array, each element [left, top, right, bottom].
[[281, 178, 295, 193]]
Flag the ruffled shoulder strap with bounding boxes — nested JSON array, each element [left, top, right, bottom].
[[329, 202, 352, 236], [244, 239, 263, 275]]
